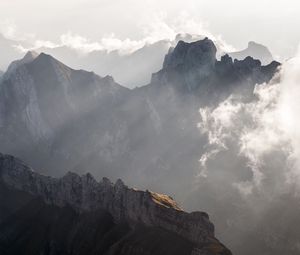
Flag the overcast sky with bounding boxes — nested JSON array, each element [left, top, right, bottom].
[[1, 0, 300, 59]]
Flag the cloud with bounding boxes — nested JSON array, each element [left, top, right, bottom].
[[4, 12, 235, 55], [0, 19, 17, 40], [198, 46, 300, 196], [192, 44, 300, 254]]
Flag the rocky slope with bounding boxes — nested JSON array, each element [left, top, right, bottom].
[[0, 37, 280, 191], [0, 37, 281, 255], [152, 38, 279, 104], [0, 153, 231, 255]]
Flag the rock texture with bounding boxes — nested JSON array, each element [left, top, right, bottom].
[[0, 38, 280, 196], [0, 37, 281, 255], [152, 38, 280, 103], [0, 153, 231, 255]]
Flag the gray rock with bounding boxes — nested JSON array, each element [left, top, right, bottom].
[[0, 153, 231, 255], [0, 153, 213, 244]]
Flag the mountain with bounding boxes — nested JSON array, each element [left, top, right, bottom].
[[0, 51, 129, 174], [0, 33, 275, 87], [0, 38, 280, 185], [228, 41, 274, 65], [0, 38, 280, 254], [0, 153, 231, 255], [33, 35, 275, 87], [34, 34, 209, 88], [35, 39, 172, 88], [151, 38, 280, 104]]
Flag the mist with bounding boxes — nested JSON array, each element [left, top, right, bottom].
[[1, 2, 300, 254], [184, 46, 300, 254], [2, 0, 300, 60]]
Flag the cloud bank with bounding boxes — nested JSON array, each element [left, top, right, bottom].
[[194, 45, 300, 254], [4, 12, 235, 55]]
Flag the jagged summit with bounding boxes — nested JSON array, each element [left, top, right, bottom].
[[23, 50, 39, 62], [4, 50, 39, 75], [30, 51, 71, 70], [163, 37, 217, 69], [151, 37, 280, 100], [0, 153, 231, 255]]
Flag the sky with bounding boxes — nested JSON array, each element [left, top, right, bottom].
[[1, 0, 300, 59]]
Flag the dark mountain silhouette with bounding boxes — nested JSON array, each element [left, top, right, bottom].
[[0, 153, 231, 255], [0, 37, 280, 255], [0, 38, 280, 185]]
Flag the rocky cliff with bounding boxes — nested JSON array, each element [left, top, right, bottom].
[[0, 153, 231, 255], [0, 38, 281, 202], [151, 38, 280, 103]]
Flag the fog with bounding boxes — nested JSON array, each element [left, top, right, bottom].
[[1, 0, 300, 59], [186, 47, 300, 254], [1, 1, 300, 254]]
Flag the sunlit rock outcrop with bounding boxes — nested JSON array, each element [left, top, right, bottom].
[[0, 153, 231, 255]]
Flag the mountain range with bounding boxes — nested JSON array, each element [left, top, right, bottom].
[[0, 37, 281, 254], [0, 33, 275, 87], [0, 38, 279, 188], [0, 153, 231, 255]]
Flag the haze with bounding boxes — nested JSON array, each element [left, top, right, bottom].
[[1, 0, 300, 59]]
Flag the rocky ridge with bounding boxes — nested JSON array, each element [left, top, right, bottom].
[[0, 153, 230, 255], [151, 38, 280, 102]]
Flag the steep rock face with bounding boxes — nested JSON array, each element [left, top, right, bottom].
[[0, 38, 281, 198], [0, 52, 127, 137], [0, 52, 130, 173], [35, 39, 172, 88], [163, 39, 217, 70], [152, 38, 280, 103], [0, 153, 231, 255], [229, 41, 274, 65]]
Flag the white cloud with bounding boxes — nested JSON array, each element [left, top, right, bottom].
[[1, 12, 235, 56], [0, 19, 17, 40], [198, 47, 300, 195]]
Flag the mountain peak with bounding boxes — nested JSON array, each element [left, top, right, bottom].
[[163, 37, 217, 69], [34, 52, 57, 64], [0, 153, 232, 254], [23, 50, 39, 62], [0, 153, 231, 251], [4, 50, 39, 75], [151, 37, 279, 100], [229, 41, 273, 65]]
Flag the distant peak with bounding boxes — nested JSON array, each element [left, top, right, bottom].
[[228, 41, 273, 65], [23, 51, 39, 62], [248, 41, 257, 47], [32, 52, 69, 69], [36, 52, 53, 60], [247, 41, 268, 50]]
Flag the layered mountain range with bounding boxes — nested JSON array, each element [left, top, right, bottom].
[[0, 153, 231, 255], [0, 33, 274, 87], [0, 38, 279, 183], [0, 37, 280, 254]]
